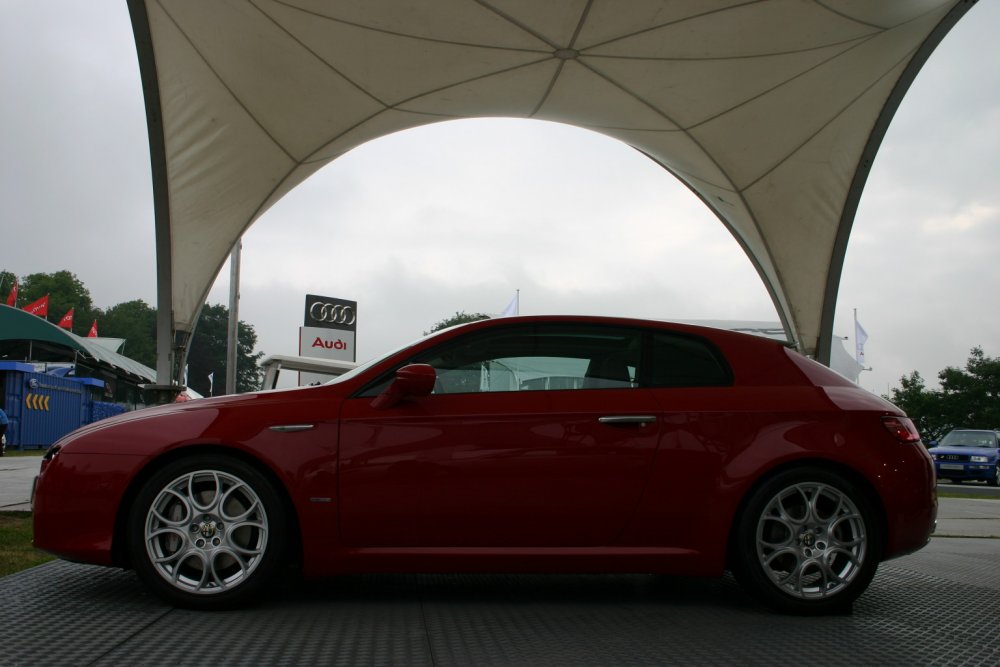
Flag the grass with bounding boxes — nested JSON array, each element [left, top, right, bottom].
[[938, 490, 999, 500], [0, 511, 55, 577]]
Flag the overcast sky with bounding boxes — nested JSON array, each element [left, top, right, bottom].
[[2, 1, 998, 396]]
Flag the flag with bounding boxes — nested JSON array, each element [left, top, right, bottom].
[[855, 320, 869, 366], [87, 320, 99, 337], [499, 291, 519, 317], [22, 294, 49, 318], [4, 277, 16, 306], [58, 308, 74, 330]]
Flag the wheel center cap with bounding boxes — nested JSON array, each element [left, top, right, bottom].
[[199, 521, 217, 539], [800, 532, 815, 547]]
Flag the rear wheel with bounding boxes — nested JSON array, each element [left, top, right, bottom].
[[731, 467, 881, 615], [128, 454, 286, 609]]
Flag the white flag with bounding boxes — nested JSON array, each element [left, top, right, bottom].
[[855, 321, 869, 366], [499, 291, 519, 317]]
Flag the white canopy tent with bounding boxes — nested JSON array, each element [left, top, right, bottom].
[[125, 0, 974, 388]]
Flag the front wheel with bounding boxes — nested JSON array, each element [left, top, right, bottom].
[[127, 455, 286, 609], [730, 467, 881, 615], [989, 466, 1000, 487]]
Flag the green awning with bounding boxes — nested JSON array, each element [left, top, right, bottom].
[[0, 304, 155, 382]]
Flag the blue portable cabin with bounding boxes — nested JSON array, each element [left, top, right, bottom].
[[0, 305, 157, 450]]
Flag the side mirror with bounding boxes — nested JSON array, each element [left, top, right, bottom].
[[371, 364, 436, 409]]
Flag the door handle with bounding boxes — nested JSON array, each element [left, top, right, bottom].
[[598, 415, 656, 426], [269, 424, 315, 432]]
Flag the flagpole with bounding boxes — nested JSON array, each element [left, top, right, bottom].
[[854, 308, 871, 373], [854, 308, 859, 365]]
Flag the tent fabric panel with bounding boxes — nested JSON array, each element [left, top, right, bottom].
[[583, 39, 866, 130], [573, 0, 754, 50], [689, 7, 950, 192], [285, 0, 554, 50], [148, 2, 298, 332], [582, 0, 881, 58], [534, 60, 680, 130], [261, 3, 556, 106], [821, 0, 955, 28], [600, 127, 732, 190], [744, 62, 909, 352], [396, 59, 561, 117], [157, 0, 386, 162]]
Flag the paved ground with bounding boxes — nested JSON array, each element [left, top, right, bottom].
[[0, 454, 39, 511], [1, 538, 998, 666], [4, 453, 999, 666]]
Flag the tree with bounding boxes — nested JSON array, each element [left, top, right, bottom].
[[0, 270, 16, 304], [888, 347, 1000, 441], [18, 270, 98, 337], [100, 300, 158, 368], [937, 347, 1000, 432], [887, 372, 943, 441], [186, 303, 264, 395], [425, 311, 491, 335]]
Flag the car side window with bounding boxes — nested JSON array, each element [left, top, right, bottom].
[[648, 332, 731, 388], [413, 324, 642, 395]]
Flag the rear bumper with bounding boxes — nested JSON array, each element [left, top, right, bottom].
[[878, 444, 937, 560]]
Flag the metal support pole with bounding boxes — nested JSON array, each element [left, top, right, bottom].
[[225, 241, 241, 395]]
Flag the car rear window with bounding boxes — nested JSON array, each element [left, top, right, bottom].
[[648, 332, 731, 387]]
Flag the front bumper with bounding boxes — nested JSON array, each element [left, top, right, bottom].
[[935, 462, 996, 481]]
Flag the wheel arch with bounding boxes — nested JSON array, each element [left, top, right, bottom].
[[111, 444, 303, 571], [724, 458, 888, 571]]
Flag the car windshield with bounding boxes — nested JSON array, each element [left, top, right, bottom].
[[321, 325, 461, 386], [939, 431, 997, 448]]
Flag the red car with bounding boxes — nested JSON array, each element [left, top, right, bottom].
[[32, 316, 934, 614]]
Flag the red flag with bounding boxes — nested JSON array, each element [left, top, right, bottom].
[[58, 308, 75, 329], [4, 277, 17, 306], [87, 320, 99, 337], [23, 294, 49, 318]]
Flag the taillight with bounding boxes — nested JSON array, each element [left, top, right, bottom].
[[882, 416, 922, 443]]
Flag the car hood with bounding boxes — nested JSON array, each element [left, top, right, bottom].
[[53, 385, 329, 447], [929, 445, 999, 457]]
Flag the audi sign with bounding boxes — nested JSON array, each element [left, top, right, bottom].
[[300, 294, 357, 385], [304, 294, 357, 332]]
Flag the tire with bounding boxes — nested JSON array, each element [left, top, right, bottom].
[[730, 467, 881, 615], [127, 454, 286, 609], [989, 466, 1000, 488]]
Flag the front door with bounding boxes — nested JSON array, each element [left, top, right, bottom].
[[338, 323, 662, 547]]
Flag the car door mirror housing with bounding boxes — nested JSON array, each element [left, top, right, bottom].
[[371, 364, 436, 409]]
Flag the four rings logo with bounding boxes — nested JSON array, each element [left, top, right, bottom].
[[304, 295, 357, 331], [309, 302, 356, 326]]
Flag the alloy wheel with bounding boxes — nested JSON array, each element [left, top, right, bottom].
[[754, 481, 867, 600], [143, 469, 269, 595]]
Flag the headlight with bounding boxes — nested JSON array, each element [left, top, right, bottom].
[[930, 454, 937, 460], [970, 455, 988, 463]]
